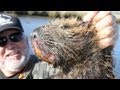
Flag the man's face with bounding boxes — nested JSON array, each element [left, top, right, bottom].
[[0, 29, 30, 72]]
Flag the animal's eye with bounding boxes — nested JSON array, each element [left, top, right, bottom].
[[31, 32, 38, 39], [61, 25, 69, 29]]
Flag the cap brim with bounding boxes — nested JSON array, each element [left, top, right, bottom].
[[0, 26, 23, 32]]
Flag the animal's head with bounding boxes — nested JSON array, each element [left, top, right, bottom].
[[30, 18, 99, 73]]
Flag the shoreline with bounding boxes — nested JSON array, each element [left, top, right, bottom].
[[2, 11, 120, 23]]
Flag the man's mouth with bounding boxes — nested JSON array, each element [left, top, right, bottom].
[[6, 51, 20, 57]]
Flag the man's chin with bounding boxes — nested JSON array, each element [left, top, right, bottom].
[[0, 55, 28, 72]]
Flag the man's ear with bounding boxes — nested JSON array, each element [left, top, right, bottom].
[[24, 36, 29, 47], [26, 37, 29, 45]]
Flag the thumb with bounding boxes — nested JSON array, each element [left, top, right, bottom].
[[83, 11, 99, 22]]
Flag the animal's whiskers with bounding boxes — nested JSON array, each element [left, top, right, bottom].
[[31, 17, 115, 79]]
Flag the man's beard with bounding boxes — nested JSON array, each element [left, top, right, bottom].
[[0, 45, 30, 73]]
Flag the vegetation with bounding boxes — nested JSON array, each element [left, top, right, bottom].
[[1, 11, 120, 23]]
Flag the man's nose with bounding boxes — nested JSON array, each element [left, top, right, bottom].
[[6, 39, 15, 50]]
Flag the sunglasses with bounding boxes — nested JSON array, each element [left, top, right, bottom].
[[0, 32, 23, 47]]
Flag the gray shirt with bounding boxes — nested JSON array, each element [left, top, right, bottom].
[[0, 55, 59, 79]]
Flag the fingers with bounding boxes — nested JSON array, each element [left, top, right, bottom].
[[97, 35, 116, 49], [83, 11, 118, 49], [92, 11, 111, 24], [95, 15, 116, 32], [96, 22, 118, 49], [83, 11, 99, 22], [96, 23, 116, 40]]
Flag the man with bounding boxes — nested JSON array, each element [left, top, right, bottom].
[[0, 13, 31, 79], [0, 11, 118, 79]]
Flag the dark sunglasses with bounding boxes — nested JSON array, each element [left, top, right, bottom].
[[0, 32, 23, 47]]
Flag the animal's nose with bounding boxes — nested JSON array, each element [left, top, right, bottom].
[[30, 32, 38, 39]]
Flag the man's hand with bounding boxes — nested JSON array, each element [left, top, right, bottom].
[[83, 11, 118, 49]]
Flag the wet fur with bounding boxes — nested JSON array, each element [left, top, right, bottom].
[[31, 18, 115, 79]]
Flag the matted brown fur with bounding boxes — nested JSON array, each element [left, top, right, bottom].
[[31, 18, 115, 79]]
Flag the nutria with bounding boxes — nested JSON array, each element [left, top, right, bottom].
[[30, 18, 115, 79]]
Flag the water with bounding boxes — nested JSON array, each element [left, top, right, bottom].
[[113, 25, 120, 78], [19, 16, 120, 78], [19, 16, 51, 37], [19, 16, 51, 55]]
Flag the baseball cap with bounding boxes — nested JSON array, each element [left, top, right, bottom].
[[0, 13, 24, 32]]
